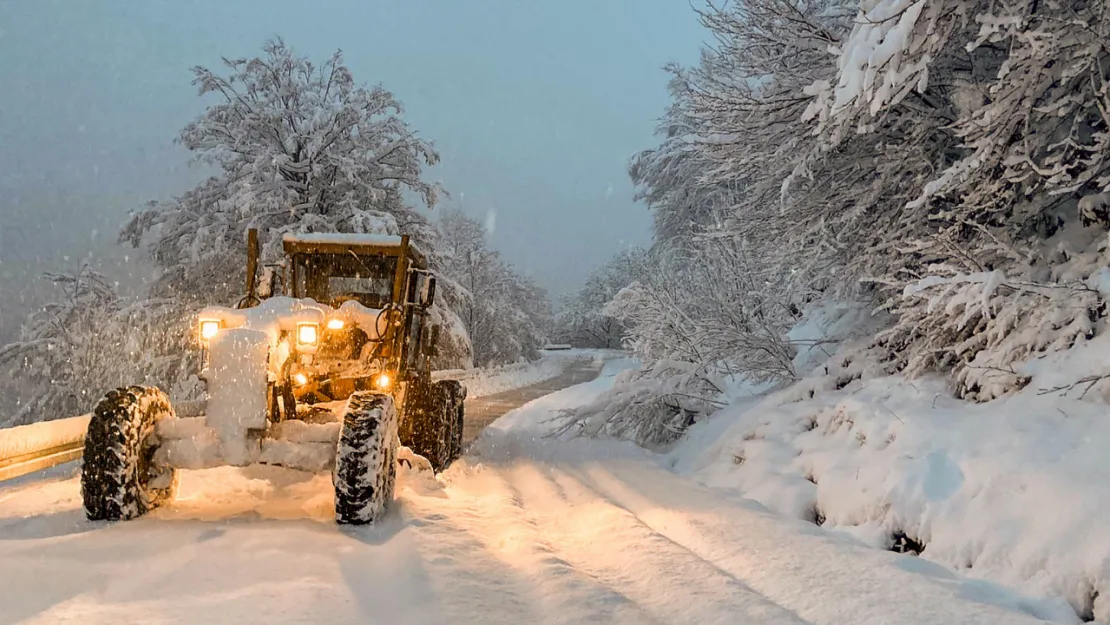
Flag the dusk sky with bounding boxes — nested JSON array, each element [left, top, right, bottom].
[[0, 0, 705, 329]]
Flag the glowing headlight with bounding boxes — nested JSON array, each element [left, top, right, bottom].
[[326, 318, 345, 330], [296, 322, 319, 346], [293, 372, 309, 386], [373, 373, 392, 391], [199, 319, 221, 341]]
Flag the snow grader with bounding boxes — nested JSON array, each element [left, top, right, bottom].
[[79, 229, 465, 524]]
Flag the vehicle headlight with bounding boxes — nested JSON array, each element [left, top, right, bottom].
[[373, 372, 392, 391], [199, 319, 221, 341], [297, 322, 319, 346], [326, 318, 345, 330]]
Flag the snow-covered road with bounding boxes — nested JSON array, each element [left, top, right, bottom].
[[0, 360, 1062, 624]]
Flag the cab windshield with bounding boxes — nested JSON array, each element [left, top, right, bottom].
[[293, 252, 397, 309]]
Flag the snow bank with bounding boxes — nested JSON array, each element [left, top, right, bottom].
[[674, 331, 1110, 622], [786, 301, 882, 377], [480, 355, 638, 437], [258, 439, 334, 472], [269, 420, 340, 444], [0, 414, 90, 460], [433, 350, 597, 398], [467, 356, 1069, 625]]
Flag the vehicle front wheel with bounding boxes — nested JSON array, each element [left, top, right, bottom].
[[334, 392, 399, 525], [81, 386, 178, 521]]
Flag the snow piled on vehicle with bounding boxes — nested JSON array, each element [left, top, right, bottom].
[[282, 232, 405, 246], [206, 328, 270, 466], [199, 296, 387, 349]]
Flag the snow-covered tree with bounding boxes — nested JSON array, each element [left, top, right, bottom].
[[122, 39, 443, 306], [801, 0, 1110, 395], [566, 0, 1110, 443], [554, 248, 648, 348], [111, 39, 474, 381], [616, 0, 1110, 402], [608, 241, 801, 384], [437, 209, 551, 366]]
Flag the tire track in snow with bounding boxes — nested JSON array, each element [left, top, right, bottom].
[[410, 465, 663, 625], [543, 467, 814, 622], [350, 499, 540, 625], [0, 469, 542, 625], [480, 461, 813, 625]]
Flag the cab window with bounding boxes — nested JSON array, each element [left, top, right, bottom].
[[293, 253, 398, 309]]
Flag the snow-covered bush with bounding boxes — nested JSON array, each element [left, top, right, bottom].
[[607, 238, 801, 384], [0, 268, 194, 426], [876, 270, 1103, 401], [553, 360, 724, 448], [559, 229, 806, 445]]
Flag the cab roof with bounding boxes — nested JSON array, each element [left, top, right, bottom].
[[282, 232, 427, 267]]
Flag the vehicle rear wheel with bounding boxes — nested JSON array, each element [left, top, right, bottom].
[[400, 379, 464, 472], [334, 392, 398, 525], [81, 386, 178, 521], [399, 379, 444, 470], [437, 380, 466, 466]]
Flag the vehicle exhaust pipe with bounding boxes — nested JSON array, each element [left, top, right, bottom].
[[238, 228, 261, 309]]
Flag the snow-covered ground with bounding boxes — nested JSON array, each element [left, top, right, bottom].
[[0, 356, 1072, 625], [615, 297, 1110, 625], [664, 337, 1110, 624]]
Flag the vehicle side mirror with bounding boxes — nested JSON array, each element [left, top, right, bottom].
[[258, 264, 284, 298], [421, 275, 436, 308], [426, 324, 441, 358]]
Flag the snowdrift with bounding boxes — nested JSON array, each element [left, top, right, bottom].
[[671, 329, 1110, 623]]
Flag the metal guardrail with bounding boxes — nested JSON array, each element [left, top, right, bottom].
[[0, 415, 91, 483], [0, 440, 86, 482]]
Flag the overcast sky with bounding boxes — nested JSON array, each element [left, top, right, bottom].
[[0, 0, 705, 314]]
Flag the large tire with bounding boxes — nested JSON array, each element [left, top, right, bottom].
[[438, 380, 466, 466], [334, 392, 398, 525], [81, 386, 178, 521], [399, 379, 447, 471], [400, 379, 465, 472]]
